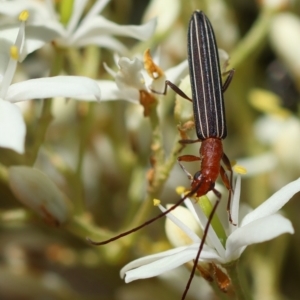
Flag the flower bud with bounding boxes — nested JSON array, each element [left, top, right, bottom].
[[8, 166, 72, 226], [165, 205, 202, 247]]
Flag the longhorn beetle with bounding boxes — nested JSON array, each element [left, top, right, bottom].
[[88, 10, 235, 299]]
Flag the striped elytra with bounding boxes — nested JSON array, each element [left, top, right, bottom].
[[187, 11, 226, 140]]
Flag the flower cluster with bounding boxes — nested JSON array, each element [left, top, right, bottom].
[[1, 1, 300, 299], [0, 0, 157, 153]]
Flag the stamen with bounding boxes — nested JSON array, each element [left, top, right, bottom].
[[19, 10, 29, 22], [176, 186, 186, 195], [233, 165, 247, 174], [10, 46, 19, 61], [153, 199, 161, 206]]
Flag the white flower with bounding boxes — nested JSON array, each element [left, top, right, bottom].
[[99, 53, 188, 104], [0, 13, 101, 154], [0, 1, 64, 60], [0, 0, 157, 56], [120, 175, 299, 282]]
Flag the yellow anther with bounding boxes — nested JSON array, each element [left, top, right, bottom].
[[153, 199, 161, 206], [233, 165, 247, 175], [175, 186, 186, 195], [19, 10, 29, 22], [144, 49, 164, 79], [10, 46, 19, 60]]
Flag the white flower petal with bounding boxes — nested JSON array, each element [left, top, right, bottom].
[[0, 39, 11, 76], [66, 0, 89, 36], [103, 62, 116, 77], [230, 174, 241, 232], [73, 35, 129, 54], [187, 199, 225, 258], [24, 23, 64, 49], [226, 214, 294, 261], [115, 57, 145, 90], [122, 244, 221, 282], [0, 1, 65, 58], [81, 0, 110, 22], [0, 99, 25, 153], [241, 178, 300, 226], [121, 245, 192, 278], [165, 59, 188, 83], [72, 16, 156, 44], [0, 0, 51, 21], [6, 76, 101, 102], [0, 23, 64, 60], [0, 52, 17, 99], [164, 205, 201, 246], [97, 80, 139, 103]]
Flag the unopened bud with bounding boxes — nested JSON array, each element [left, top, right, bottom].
[[165, 205, 201, 247], [8, 166, 72, 226]]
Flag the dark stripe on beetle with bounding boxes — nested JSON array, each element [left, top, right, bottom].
[[187, 11, 227, 139]]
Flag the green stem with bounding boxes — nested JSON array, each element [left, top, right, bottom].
[[230, 8, 277, 69], [26, 100, 53, 166], [128, 132, 184, 230], [66, 48, 82, 75], [224, 260, 252, 300], [72, 46, 100, 215], [0, 163, 8, 182], [123, 103, 165, 232], [25, 49, 64, 165], [64, 215, 127, 263]]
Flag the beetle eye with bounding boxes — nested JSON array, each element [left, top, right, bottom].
[[193, 171, 202, 180]]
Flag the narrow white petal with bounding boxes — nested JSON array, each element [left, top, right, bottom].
[[66, 0, 89, 36], [0, 24, 64, 60], [187, 199, 225, 258], [0, 56, 17, 99], [103, 62, 116, 78], [226, 214, 294, 261], [97, 80, 139, 103], [0, 100, 25, 153], [73, 35, 128, 54], [165, 60, 188, 83], [6, 76, 101, 102], [25, 23, 65, 43], [0, 39, 11, 76], [241, 178, 300, 226], [0, 0, 51, 20], [230, 175, 241, 232], [72, 16, 156, 44], [121, 245, 192, 278], [81, 0, 110, 23], [115, 57, 145, 90], [122, 245, 221, 282], [162, 204, 201, 244]]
